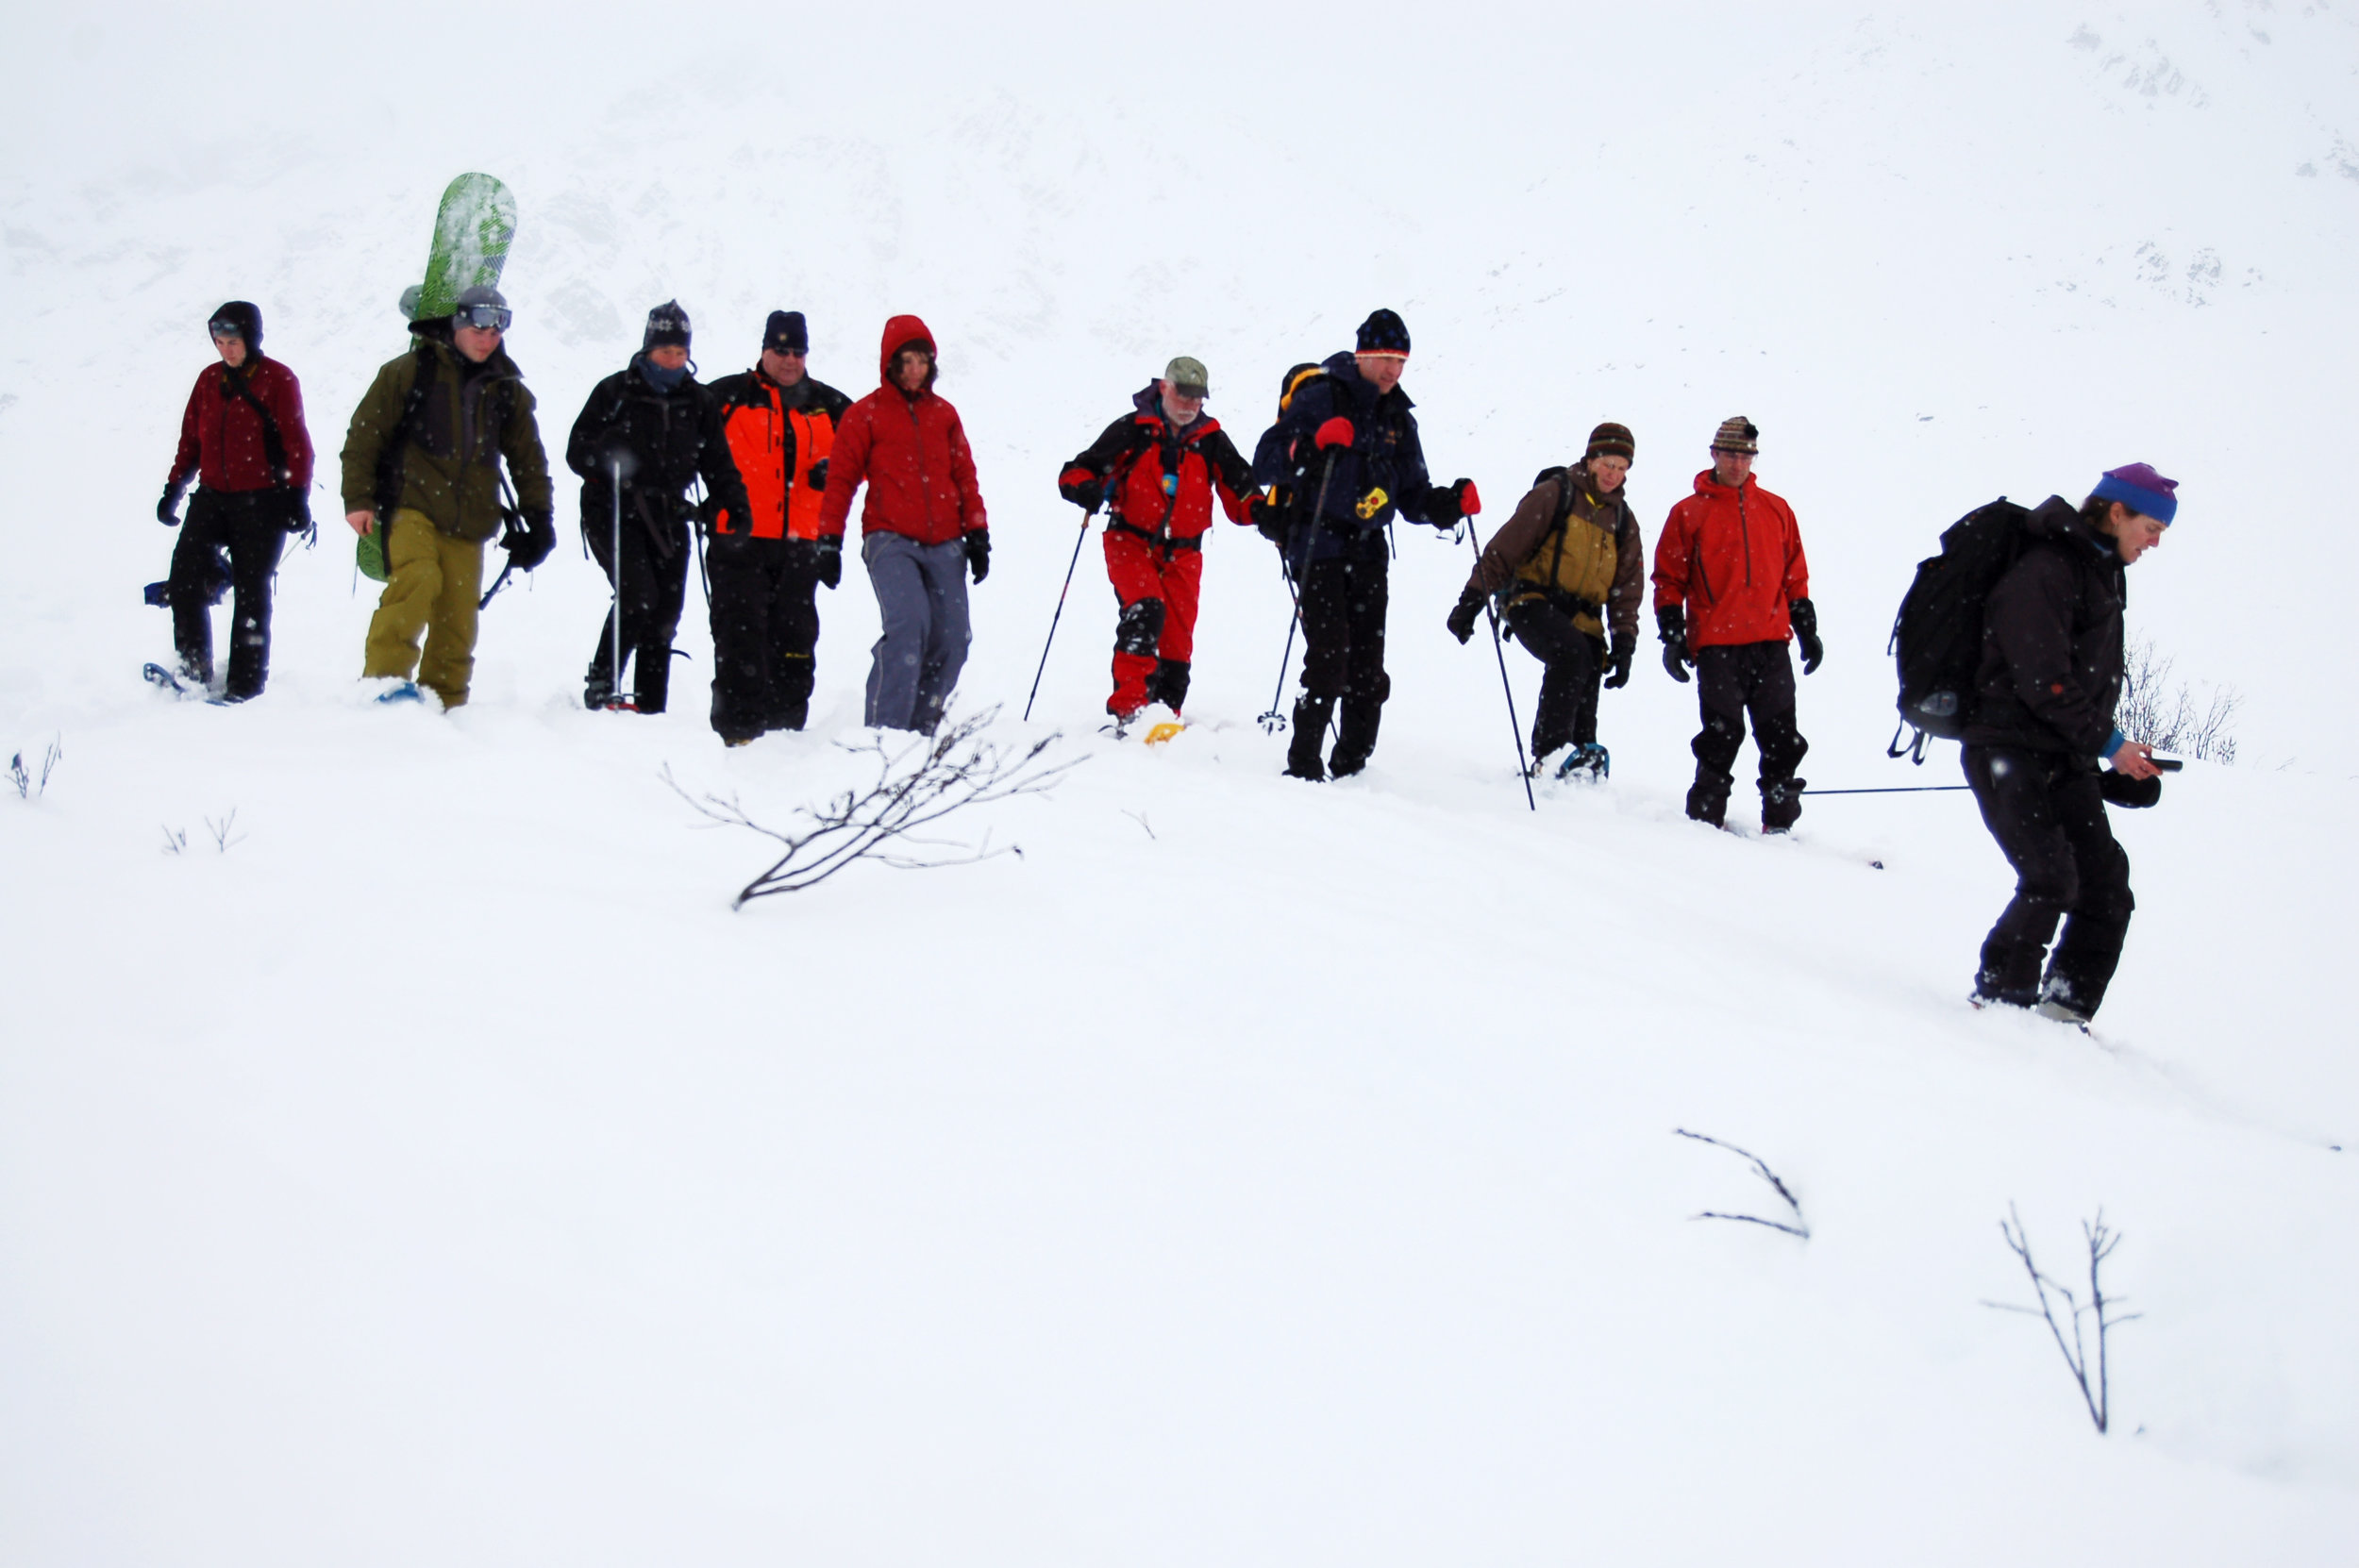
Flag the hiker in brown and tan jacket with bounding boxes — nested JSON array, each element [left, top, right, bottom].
[[1446, 422, 1645, 780]]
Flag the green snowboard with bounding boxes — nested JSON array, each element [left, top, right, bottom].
[[396, 172, 518, 323], [367, 173, 518, 581]]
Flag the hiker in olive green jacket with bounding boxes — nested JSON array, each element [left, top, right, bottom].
[[1447, 422, 1646, 780], [341, 286, 555, 708]]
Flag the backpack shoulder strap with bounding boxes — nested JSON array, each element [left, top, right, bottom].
[[224, 366, 292, 486]]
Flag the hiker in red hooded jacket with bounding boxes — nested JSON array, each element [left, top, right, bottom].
[[819, 314, 988, 733], [1650, 415, 1823, 831], [156, 300, 316, 701]]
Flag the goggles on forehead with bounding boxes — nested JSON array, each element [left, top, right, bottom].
[[208, 318, 244, 341], [455, 302, 512, 332]]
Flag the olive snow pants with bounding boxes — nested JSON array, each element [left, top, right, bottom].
[[363, 509, 485, 708]]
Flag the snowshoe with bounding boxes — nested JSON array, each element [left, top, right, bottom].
[[1553, 742, 1610, 783], [376, 681, 427, 706]]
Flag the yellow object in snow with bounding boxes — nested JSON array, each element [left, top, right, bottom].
[[1143, 722, 1186, 745]]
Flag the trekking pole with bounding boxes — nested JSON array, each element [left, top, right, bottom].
[[477, 558, 515, 610], [1460, 519, 1536, 811], [1801, 785, 1972, 795], [1256, 556, 1303, 732], [1257, 451, 1347, 737], [1023, 502, 1099, 722], [607, 454, 626, 709]]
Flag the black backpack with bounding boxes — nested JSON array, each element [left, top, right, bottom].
[[1887, 496, 2031, 762]]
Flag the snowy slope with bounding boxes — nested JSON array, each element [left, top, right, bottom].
[[4, 3, 2356, 1563]]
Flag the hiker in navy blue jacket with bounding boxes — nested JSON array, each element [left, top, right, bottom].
[[1251, 309, 1476, 779]]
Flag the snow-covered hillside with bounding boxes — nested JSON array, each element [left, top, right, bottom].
[[4, 4, 2355, 1563]]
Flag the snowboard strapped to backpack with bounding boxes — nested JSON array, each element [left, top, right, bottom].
[[1886, 496, 2031, 763]]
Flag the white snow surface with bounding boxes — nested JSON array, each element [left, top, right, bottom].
[[4, 3, 2355, 1562]]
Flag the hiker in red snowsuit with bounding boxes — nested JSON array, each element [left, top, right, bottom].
[[1056, 357, 1263, 722], [1650, 415, 1822, 831]]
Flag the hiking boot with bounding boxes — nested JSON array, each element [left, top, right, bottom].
[[1762, 776, 1807, 832], [1329, 696, 1382, 778], [1284, 694, 1332, 779]]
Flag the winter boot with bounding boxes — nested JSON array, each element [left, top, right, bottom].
[[1555, 742, 1611, 783], [1685, 768, 1732, 827], [1762, 776, 1807, 834], [1329, 696, 1382, 778], [1284, 694, 1333, 780]]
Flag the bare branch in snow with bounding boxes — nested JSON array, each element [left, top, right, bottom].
[[1981, 1203, 2140, 1433], [666, 707, 1078, 908], [1675, 1127, 1811, 1240], [8, 735, 62, 801]]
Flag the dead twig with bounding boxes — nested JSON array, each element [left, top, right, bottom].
[[666, 707, 1078, 908], [1675, 1127, 1810, 1240]]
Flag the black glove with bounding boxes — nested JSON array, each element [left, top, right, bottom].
[[1657, 604, 1692, 684], [158, 481, 185, 525], [1789, 596, 1823, 675], [964, 528, 991, 583], [1603, 639, 1634, 689], [2098, 769, 2163, 809], [806, 458, 829, 492], [1059, 463, 1105, 514], [504, 512, 556, 572], [815, 535, 843, 591], [283, 491, 314, 539], [1445, 591, 1483, 644]]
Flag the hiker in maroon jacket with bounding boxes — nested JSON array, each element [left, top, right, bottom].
[[157, 301, 315, 700]]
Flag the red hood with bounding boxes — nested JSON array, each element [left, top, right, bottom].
[[878, 313, 938, 390], [1691, 467, 1754, 499]]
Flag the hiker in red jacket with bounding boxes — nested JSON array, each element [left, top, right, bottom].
[[1650, 416, 1822, 831], [156, 301, 315, 701], [818, 314, 988, 733], [1057, 356, 1262, 727]]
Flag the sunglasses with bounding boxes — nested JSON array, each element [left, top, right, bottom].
[[455, 303, 512, 331]]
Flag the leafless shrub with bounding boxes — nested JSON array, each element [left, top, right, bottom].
[[2116, 636, 2238, 763], [160, 826, 189, 856], [667, 708, 1078, 908], [205, 809, 244, 853], [1982, 1204, 2140, 1433], [1675, 1128, 1810, 1239], [9, 736, 62, 800]]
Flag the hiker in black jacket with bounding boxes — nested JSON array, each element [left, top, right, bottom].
[[567, 301, 749, 714], [1962, 463, 2174, 1025]]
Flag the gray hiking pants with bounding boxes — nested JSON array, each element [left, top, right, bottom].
[[862, 531, 971, 733]]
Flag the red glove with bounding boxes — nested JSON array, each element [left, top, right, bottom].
[[1313, 416, 1355, 451], [1457, 479, 1481, 516]]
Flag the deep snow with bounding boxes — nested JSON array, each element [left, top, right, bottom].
[[4, 3, 2356, 1563]]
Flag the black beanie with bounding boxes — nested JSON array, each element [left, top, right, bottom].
[[1355, 309, 1410, 355], [764, 310, 809, 355], [644, 300, 692, 352], [209, 300, 262, 354]]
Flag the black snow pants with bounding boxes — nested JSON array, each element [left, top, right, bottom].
[[1963, 744, 2135, 1016], [708, 538, 822, 741], [169, 488, 287, 700], [1690, 641, 1808, 828], [1288, 549, 1390, 777], [584, 497, 691, 713], [1503, 598, 1604, 763]]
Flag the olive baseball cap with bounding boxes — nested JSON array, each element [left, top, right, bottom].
[[1164, 356, 1210, 398]]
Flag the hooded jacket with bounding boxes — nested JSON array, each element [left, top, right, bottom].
[[1964, 496, 2127, 760], [1058, 384, 1258, 542], [1650, 468, 1808, 648], [171, 357, 315, 494], [339, 325, 553, 543], [1250, 350, 1450, 561], [816, 314, 986, 547]]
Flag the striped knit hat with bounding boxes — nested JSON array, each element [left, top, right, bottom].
[[1585, 422, 1635, 463], [1710, 415, 1759, 454]]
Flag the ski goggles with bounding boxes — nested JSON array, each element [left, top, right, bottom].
[[207, 318, 245, 341], [454, 302, 512, 332]]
